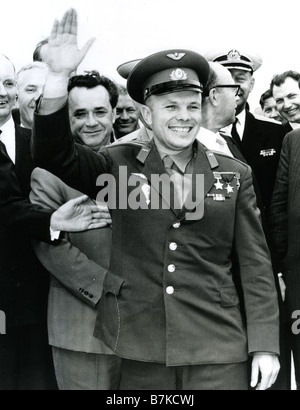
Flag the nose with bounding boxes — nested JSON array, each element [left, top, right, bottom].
[[283, 97, 292, 109], [86, 113, 98, 127], [121, 109, 129, 120], [0, 83, 8, 96], [176, 106, 191, 121]]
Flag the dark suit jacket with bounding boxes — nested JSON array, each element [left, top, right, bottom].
[[269, 129, 300, 316], [238, 111, 286, 212], [32, 104, 279, 366], [0, 123, 52, 327]]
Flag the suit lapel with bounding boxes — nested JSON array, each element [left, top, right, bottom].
[[241, 111, 267, 156], [14, 125, 34, 195]]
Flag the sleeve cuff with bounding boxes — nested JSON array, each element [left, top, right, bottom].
[[50, 227, 61, 241]]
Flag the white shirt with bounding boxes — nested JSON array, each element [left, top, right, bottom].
[[197, 127, 233, 157], [0, 116, 16, 164], [222, 109, 247, 142], [290, 122, 300, 130]]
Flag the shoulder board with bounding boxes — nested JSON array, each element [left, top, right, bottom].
[[253, 113, 282, 125], [209, 150, 249, 170]]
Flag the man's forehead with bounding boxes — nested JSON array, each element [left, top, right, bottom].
[[273, 77, 300, 95], [69, 85, 112, 110], [18, 68, 47, 85]]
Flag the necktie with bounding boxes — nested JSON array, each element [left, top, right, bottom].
[[231, 119, 241, 146], [163, 155, 184, 208]]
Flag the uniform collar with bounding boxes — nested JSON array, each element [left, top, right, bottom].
[[157, 144, 194, 173]]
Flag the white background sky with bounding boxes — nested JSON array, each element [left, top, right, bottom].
[[1, 0, 299, 110]]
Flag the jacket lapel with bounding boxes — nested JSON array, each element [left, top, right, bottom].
[[136, 140, 178, 215]]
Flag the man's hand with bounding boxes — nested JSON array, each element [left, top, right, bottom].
[[46, 8, 95, 78], [251, 353, 280, 390], [50, 195, 108, 232]]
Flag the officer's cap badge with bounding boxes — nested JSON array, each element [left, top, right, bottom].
[[227, 49, 241, 61], [167, 52, 186, 61], [170, 69, 188, 81]]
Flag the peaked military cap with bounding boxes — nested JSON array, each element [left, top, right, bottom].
[[127, 49, 210, 104], [204, 48, 262, 73], [117, 59, 142, 80]]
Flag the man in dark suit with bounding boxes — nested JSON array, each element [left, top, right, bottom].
[[269, 129, 300, 390], [204, 48, 287, 213], [0, 53, 103, 390], [32, 9, 280, 390]]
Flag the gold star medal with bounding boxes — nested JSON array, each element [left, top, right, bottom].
[[226, 183, 234, 194], [214, 172, 223, 190]]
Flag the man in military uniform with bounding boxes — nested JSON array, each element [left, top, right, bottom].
[[32, 9, 280, 390], [204, 48, 286, 213]]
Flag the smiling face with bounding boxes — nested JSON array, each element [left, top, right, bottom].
[[229, 69, 255, 115], [17, 67, 48, 129], [142, 90, 202, 152], [0, 55, 17, 126], [273, 77, 300, 124], [262, 97, 282, 122], [68, 85, 115, 151], [114, 94, 140, 138]]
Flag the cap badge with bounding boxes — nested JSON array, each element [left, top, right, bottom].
[[227, 49, 241, 61], [167, 52, 186, 61], [170, 69, 188, 81]]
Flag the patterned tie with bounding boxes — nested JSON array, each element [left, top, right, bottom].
[[231, 118, 241, 146]]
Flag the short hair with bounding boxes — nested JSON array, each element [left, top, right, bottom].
[[270, 70, 300, 94], [68, 71, 119, 109], [33, 38, 49, 62], [17, 62, 48, 84], [259, 89, 273, 109]]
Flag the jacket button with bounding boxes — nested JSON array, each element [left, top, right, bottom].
[[173, 222, 180, 229], [168, 264, 176, 273], [89, 294, 94, 299], [84, 291, 89, 296], [166, 286, 175, 295], [169, 242, 177, 251]]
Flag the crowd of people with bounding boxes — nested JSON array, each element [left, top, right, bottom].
[[1, 8, 300, 390]]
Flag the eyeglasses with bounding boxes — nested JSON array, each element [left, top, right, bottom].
[[212, 84, 240, 96]]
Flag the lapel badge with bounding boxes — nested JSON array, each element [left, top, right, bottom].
[[131, 173, 151, 206], [167, 52, 186, 61], [260, 148, 276, 157], [234, 173, 241, 191]]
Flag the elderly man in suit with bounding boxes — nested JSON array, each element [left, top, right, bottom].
[[204, 48, 286, 213], [32, 9, 280, 390]]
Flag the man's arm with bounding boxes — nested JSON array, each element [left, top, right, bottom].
[[32, 9, 109, 198], [30, 168, 111, 307], [234, 166, 280, 390]]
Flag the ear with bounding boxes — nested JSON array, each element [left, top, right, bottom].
[[140, 104, 153, 129], [208, 88, 218, 107]]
